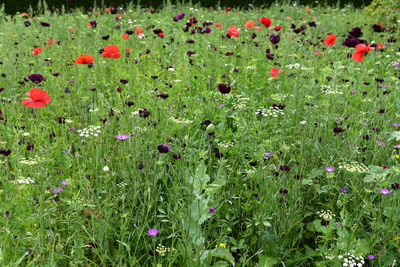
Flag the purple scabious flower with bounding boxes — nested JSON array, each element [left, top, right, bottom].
[[116, 134, 130, 140], [325, 166, 335, 172], [209, 208, 215, 213], [148, 228, 158, 236], [339, 187, 348, 193], [380, 188, 390, 195]]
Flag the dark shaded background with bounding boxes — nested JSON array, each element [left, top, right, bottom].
[[0, 0, 372, 15]]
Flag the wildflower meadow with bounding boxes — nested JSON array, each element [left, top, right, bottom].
[[0, 0, 400, 266]]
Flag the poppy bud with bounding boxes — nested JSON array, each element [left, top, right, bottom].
[[206, 124, 215, 133]]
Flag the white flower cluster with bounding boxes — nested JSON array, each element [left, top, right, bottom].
[[255, 107, 285, 117], [11, 177, 35, 184], [20, 156, 42, 165], [338, 251, 365, 267], [320, 85, 343, 95], [338, 161, 369, 173], [89, 108, 99, 112], [270, 93, 293, 101], [317, 210, 335, 220], [218, 140, 234, 148], [117, 182, 127, 188], [169, 116, 193, 125], [156, 244, 175, 256], [233, 97, 249, 109], [77, 126, 101, 137]]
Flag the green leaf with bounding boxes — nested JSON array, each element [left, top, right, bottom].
[[258, 255, 278, 267], [211, 247, 235, 266], [388, 131, 400, 141], [308, 168, 323, 179]]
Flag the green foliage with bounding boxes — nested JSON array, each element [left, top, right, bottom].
[[365, 0, 400, 24]]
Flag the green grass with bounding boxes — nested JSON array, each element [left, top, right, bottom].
[[0, 1, 399, 266]]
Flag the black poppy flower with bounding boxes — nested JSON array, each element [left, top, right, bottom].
[[391, 183, 399, 190], [102, 35, 110, 40], [126, 30, 134, 35], [0, 149, 11, 156], [269, 34, 280, 44], [157, 144, 170, 153], [120, 79, 128, 84], [266, 54, 274, 60], [378, 109, 386, 114], [139, 109, 150, 118], [279, 188, 288, 194], [214, 148, 223, 158], [89, 20, 97, 28], [348, 27, 362, 38], [28, 74, 45, 83], [157, 93, 169, 99], [110, 8, 118, 14], [218, 83, 231, 94], [173, 13, 185, 21], [333, 127, 345, 134], [24, 21, 31, 27], [342, 38, 359, 48], [26, 144, 34, 150], [40, 21, 50, 27], [153, 29, 163, 35], [321, 220, 330, 226], [279, 165, 291, 171], [372, 24, 384, 32], [249, 161, 257, 166], [187, 50, 195, 56], [173, 153, 181, 159], [308, 21, 316, 27], [200, 120, 211, 126]]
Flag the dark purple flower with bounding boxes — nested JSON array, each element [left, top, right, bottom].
[[173, 13, 185, 21], [308, 21, 316, 27], [156, 93, 169, 99], [0, 149, 11, 156], [348, 27, 362, 38], [139, 109, 150, 118], [209, 208, 215, 213], [266, 54, 274, 60], [339, 187, 348, 193], [120, 79, 128, 84], [157, 144, 170, 153], [269, 34, 281, 44], [102, 35, 110, 40], [218, 83, 231, 94], [279, 165, 291, 171], [342, 38, 360, 48], [333, 127, 345, 134], [89, 20, 97, 28], [391, 183, 399, 190], [372, 24, 384, 32], [172, 153, 181, 159], [40, 21, 50, 27], [28, 74, 45, 83], [321, 220, 330, 226], [24, 21, 31, 27]]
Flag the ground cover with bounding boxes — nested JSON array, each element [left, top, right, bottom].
[[0, 1, 399, 266]]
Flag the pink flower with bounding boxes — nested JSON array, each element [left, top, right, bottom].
[[116, 134, 130, 140], [380, 188, 390, 195], [148, 228, 158, 236], [325, 166, 335, 172]]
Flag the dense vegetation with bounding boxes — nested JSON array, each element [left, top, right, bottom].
[[0, 1, 399, 266]]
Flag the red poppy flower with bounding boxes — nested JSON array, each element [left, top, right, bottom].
[[228, 25, 240, 37], [135, 27, 142, 34], [215, 22, 222, 28], [47, 38, 56, 45], [32, 47, 43, 55], [245, 20, 255, 29], [22, 12, 29, 18], [21, 88, 51, 108], [75, 54, 94, 64], [102, 45, 121, 59], [253, 26, 262, 30], [158, 32, 164, 36], [324, 34, 336, 46], [106, 8, 110, 12], [257, 17, 271, 28], [376, 43, 384, 49], [268, 67, 284, 77], [274, 25, 282, 31], [352, 44, 374, 62], [122, 33, 129, 39]]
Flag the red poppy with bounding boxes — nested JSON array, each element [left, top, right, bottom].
[[376, 43, 384, 49], [75, 54, 94, 64], [314, 50, 322, 55], [47, 38, 56, 45], [21, 88, 51, 108], [106, 8, 110, 12], [22, 12, 29, 17], [102, 45, 121, 59], [228, 25, 240, 37], [32, 47, 43, 55], [257, 17, 271, 28], [158, 32, 164, 36], [245, 20, 256, 29], [268, 67, 283, 78], [122, 33, 129, 39], [323, 34, 336, 46], [215, 22, 222, 28], [274, 25, 282, 31], [352, 44, 374, 62], [135, 27, 142, 34], [253, 26, 262, 30]]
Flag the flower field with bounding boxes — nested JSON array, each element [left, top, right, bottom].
[[0, 1, 400, 266]]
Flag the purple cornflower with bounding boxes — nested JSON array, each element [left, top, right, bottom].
[[61, 180, 66, 185], [339, 187, 348, 193], [392, 122, 400, 127], [351, 90, 357, 94], [116, 134, 130, 140], [52, 187, 63, 193], [368, 255, 375, 260], [219, 104, 224, 108], [70, 126, 75, 131], [209, 208, 215, 213], [148, 228, 158, 236], [65, 148, 70, 154], [325, 166, 335, 172], [395, 144, 400, 148], [265, 152, 272, 158], [380, 188, 390, 195]]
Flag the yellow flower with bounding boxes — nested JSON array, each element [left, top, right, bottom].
[[216, 243, 226, 248], [394, 154, 400, 159]]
